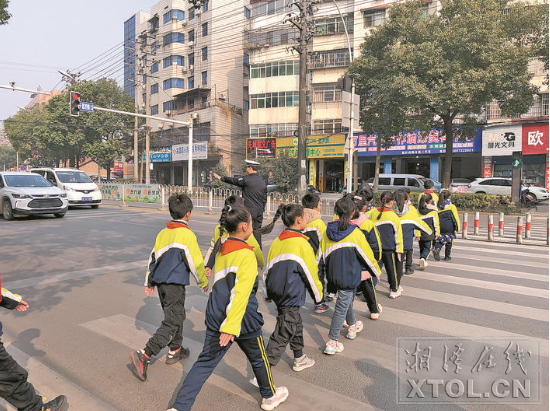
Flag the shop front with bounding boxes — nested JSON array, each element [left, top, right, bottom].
[[522, 123, 548, 187], [276, 135, 346, 193], [353, 129, 482, 183]]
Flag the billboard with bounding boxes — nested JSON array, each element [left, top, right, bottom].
[[247, 138, 277, 159], [482, 126, 522, 156], [172, 142, 208, 161], [522, 123, 549, 155]]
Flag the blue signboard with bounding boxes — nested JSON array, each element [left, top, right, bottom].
[[79, 102, 94, 112], [353, 129, 482, 156], [138, 147, 171, 163]]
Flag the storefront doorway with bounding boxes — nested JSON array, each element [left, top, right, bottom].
[[324, 159, 345, 193], [403, 158, 431, 177]]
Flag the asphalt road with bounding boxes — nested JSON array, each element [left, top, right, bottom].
[[0, 206, 547, 411]]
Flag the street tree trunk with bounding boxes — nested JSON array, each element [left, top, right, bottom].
[[374, 134, 382, 191], [442, 117, 454, 189]]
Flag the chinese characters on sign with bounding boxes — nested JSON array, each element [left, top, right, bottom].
[[354, 130, 481, 157], [482, 126, 523, 156], [172, 142, 208, 161], [247, 138, 276, 159], [397, 338, 540, 404], [138, 146, 172, 163], [522, 123, 549, 155]]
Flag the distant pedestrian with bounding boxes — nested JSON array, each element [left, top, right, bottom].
[[423, 180, 439, 205], [301, 193, 330, 312], [433, 190, 460, 261], [0, 274, 68, 411], [168, 206, 288, 411], [394, 189, 431, 276], [130, 194, 209, 382], [262, 204, 323, 374], [213, 160, 267, 247], [204, 195, 264, 277], [318, 197, 381, 354], [368, 191, 404, 298], [416, 193, 440, 271]]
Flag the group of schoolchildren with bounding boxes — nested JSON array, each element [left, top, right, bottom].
[[130, 182, 460, 411]]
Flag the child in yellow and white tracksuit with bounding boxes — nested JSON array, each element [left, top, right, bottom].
[[416, 193, 440, 271], [433, 189, 460, 261]]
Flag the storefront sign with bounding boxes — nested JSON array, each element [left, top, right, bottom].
[[354, 129, 481, 156], [522, 123, 549, 155], [247, 138, 276, 159], [276, 137, 299, 157], [114, 161, 123, 172], [172, 142, 207, 161], [546, 154, 549, 189], [307, 135, 345, 158], [483, 157, 492, 178], [482, 126, 522, 156], [138, 147, 172, 163]]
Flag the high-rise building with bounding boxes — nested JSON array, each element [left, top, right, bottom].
[[124, 0, 250, 185]]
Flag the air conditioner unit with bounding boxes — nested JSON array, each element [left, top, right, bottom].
[[219, 92, 226, 100], [189, 65, 194, 71], [181, 21, 187, 27], [182, 67, 188, 74], [188, 41, 194, 48]]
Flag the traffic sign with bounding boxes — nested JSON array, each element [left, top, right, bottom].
[[512, 158, 521, 168], [79, 102, 94, 112]]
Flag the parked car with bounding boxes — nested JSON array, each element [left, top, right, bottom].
[[467, 177, 550, 202], [0, 172, 69, 220], [32, 167, 102, 208], [366, 174, 441, 192], [449, 178, 471, 193]]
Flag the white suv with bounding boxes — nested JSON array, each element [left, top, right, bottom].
[[0, 172, 69, 220], [467, 177, 550, 201], [32, 168, 102, 208]]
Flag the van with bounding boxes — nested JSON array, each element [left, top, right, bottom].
[[31, 168, 102, 208], [365, 174, 441, 192]]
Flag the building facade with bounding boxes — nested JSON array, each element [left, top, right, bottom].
[[124, 0, 250, 185]]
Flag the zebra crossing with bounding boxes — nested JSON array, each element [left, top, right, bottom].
[[0, 206, 547, 411]]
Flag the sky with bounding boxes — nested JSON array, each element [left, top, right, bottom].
[[0, 0, 156, 127]]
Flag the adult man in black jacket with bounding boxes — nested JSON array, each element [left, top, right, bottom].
[[213, 160, 267, 246]]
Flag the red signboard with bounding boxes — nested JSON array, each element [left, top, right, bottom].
[[247, 138, 276, 159], [522, 123, 549, 155], [483, 156, 492, 178]]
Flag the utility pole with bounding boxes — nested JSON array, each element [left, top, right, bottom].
[[288, 0, 314, 196]]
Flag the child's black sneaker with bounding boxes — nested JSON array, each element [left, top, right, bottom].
[[405, 268, 415, 275], [444, 256, 452, 261], [432, 248, 441, 261], [130, 349, 150, 381], [166, 346, 190, 365], [42, 395, 68, 411]]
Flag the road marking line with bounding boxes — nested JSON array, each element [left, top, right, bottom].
[[452, 243, 550, 258], [454, 239, 548, 251], [439, 262, 549, 282]]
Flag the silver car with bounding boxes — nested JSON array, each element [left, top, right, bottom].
[[0, 172, 69, 220]]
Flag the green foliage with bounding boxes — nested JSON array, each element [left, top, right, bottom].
[[349, 0, 547, 187], [0, 0, 10, 25], [256, 153, 299, 193], [0, 144, 16, 169], [208, 164, 233, 188]]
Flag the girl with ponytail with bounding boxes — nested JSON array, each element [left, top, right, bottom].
[[368, 191, 404, 299], [170, 204, 289, 410], [433, 190, 459, 261], [416, 193, 440, 270], [318, 197, 381, 354], [204, 195, 264, 277]]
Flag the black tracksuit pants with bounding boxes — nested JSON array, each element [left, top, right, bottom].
[[266, 306, 304, 366], [145, 283, 186, 357], [359, 273, 380, 314], [382, 250, 400, 292], [171, 329, 276, 411], [0, 341, 42, 411], [404, 249, 414, 271]]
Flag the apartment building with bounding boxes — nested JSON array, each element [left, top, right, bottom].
[[124, 0, 249, 185]]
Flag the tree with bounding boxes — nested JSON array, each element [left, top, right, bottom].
[[349, 0, 547, 187], [0, 0, 11, 25], [0, 145, 16, 170], [256, 153, 299, 193]]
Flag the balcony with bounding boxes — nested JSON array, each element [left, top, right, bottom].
[[486, 95, 549, 122]]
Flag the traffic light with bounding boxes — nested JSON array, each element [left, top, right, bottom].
[[337, 76, 353, 93], [70, 91, 80, 117]]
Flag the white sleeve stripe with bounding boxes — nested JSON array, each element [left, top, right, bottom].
[[264, 253, 321, 302], [216, 266, 240, 335], [155, 242, 200, 285], [144, 246, 155, 286], [374, 220, 399, 248], [401, 219, 431, 234], [323, 242, 378, 274], [303, 227, 322, 244], [1, 288, 21, 303]]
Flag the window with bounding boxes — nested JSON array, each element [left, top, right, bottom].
[[188, 29, 195, 42], [203, 0, 209, 12], [314, 13, 354, 36], [163, 78, 185, 90], [244, 100, 250, 111], [142, 75, 147, 85], [202, 71, 207, 85], [249, 61, 299, 78], [363, 9, 386, 28], [312, 83, 342, 103], [250, 91, 299, 109], [150, 105, 159, 115], [150, 84, 158, 94], [142, 93, 146, 104], [188, 76, 195, 89], [407, 179, 421, 188], [313, 119, 342, 134], [379, 178, 391, 185], [393, 178, 406, 186], [188, 7, 195, 20], [202, 47, 208, 61], [202, 23, 208, 37], [150, 17, 159, 32], [309, 49, 351, 69], [163, 55, 185, 68], [188, 53, 194, 67], [250, 123, 298, 137], [243, 53, 250, 66], [150, 62, 159, 74], [244, 6, 251, 18], [163, 32, 185, 46], [151, 41, 158, 54], [163, 100, 178, 112]]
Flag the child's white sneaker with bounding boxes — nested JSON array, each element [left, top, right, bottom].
[[249, 376, 259, 387], [292, 354, 315, 371], [346, 321, 364, 339], [370, 304, 383, 320], [419, 258, 426, 270], [324, 339, 344, 355], [261, 387, 289, 410]]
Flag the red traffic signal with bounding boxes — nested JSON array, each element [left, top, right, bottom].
[[70, 91, 80, 116]]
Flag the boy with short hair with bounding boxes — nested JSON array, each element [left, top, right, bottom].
[[301, 193, 330, 313], [130, 194, 209, 381]]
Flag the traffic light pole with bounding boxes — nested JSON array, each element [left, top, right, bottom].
[[297, 0, 308, 197]]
